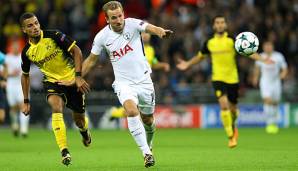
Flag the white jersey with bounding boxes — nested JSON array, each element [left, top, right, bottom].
[[5, 53, 23, 106], [5, 53, 22, 85], [256, 51, 287, 85], [256, 51, 287, 101], [91, 18, 152, 84]]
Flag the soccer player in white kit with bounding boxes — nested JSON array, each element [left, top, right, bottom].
[[70, 1, 172, 168], [5, 42, 30, 137], [252, 41, 288, 134]]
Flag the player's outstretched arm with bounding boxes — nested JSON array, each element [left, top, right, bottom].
[[69, 45, 90, 93], [252, 65, 260, 87], [21, 73, 30, 115], [280, 67, 288, 80], [152, 62, 170, 72], [145, 24, 173, 39], [249, 53, 274, 64], [82, 53, 99, 77], [57, 52, 98, 88], [176, 54, 204, 71]]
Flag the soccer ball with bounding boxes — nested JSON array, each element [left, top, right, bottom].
[[235, 32, 259, 56]]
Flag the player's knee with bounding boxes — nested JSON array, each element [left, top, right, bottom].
[[141, 115, 154, 125], [125, 108, 139, 117]]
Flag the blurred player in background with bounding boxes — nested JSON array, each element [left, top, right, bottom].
[[142, 32, 170, 72], [67, 1, 172, 168], [252, 41, 288, 134], [19, 12, 90, 166], [177, 15, 240, 148], [5, 41, 30, 137], [0, 51, 7, 125], [177, 15, 267, 148]]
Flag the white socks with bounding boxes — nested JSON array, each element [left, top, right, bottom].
[[143, 120, 155, 149], [264, 104, 278, 125], [127, 116, 151, 156], [19, 112, 30, 135]]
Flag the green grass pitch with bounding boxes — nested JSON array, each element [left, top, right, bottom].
[[0, 128, 297, 171]]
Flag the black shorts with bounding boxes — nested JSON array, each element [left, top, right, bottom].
[[44, 81, 85, 113], [0, 88, 5, 109], [212, 81, 239, 104]]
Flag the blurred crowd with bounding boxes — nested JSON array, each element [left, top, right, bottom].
[[0, 0, 298, 103]]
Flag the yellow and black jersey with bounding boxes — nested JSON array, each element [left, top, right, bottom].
[[21, 30, 76, 83], [144, 44, 158, 67], [200, 32, 238, 84]]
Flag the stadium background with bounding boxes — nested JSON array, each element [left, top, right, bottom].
[[0, 0, 298, 128]]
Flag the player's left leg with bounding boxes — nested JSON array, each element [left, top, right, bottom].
[[138, 81, 156, 152], [227, 83, 240, 144], [72, 113, 91, 147], [140, 114, 155, 151], [263, 98, 279, 134], [66, 87, 91, 147]]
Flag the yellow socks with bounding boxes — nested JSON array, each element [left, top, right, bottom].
[[52, 113, 67, 151], [79, 116, 89, 132], [220, 110, 233, 138]]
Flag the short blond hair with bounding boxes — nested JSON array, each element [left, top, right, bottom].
[[102, 1, 123, 16]]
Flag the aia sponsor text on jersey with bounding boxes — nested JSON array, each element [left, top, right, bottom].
[[112, 44, 133, 60]]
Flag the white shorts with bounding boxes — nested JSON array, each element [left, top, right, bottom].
[[6, 83, 23, 106], [113, 81, 155, 115], [260, 81, 281, 102]]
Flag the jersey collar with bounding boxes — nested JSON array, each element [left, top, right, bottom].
[[214, 32, 228, 38], [29, 30, 43, 45]]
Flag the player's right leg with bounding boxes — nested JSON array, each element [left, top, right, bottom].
[[218, 96, 235, 147], [16, 85, 29, 137], [261, 83, 280, 134], [124, 100, 154, 167], [114, 83, 153, 167], [9, 106, 20, 137], [47, 94, 70, 166]]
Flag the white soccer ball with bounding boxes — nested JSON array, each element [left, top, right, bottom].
[[235, 32, 259, 56]]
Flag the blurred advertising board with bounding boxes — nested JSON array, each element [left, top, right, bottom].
[[289, 104, 298, 127], [201, 104, 289, 128], [153, 105, 201, 128]]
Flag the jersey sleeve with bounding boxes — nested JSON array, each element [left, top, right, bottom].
[[279, 53, 288, 69], [91, 32, 104, 55], [21, 45, 31, 75], [200, 40, 210, 55], [51, 30, 76, 52], [128, 18, 148, 32]]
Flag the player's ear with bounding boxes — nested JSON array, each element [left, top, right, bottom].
[[21, 26, 26, 34]]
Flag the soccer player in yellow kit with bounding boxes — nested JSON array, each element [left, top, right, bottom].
[[177, 15, 240, 148], [177, 15, 267, 148], [142, 32, 170, 72], [19, 12, 91, 165]]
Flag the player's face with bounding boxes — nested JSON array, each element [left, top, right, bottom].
[[106, 8, 125, 33], [263, 42, 274, 54], [213, 17, 227, 34], [22, 16, 41, 38], [141, 32, 151, 43]]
